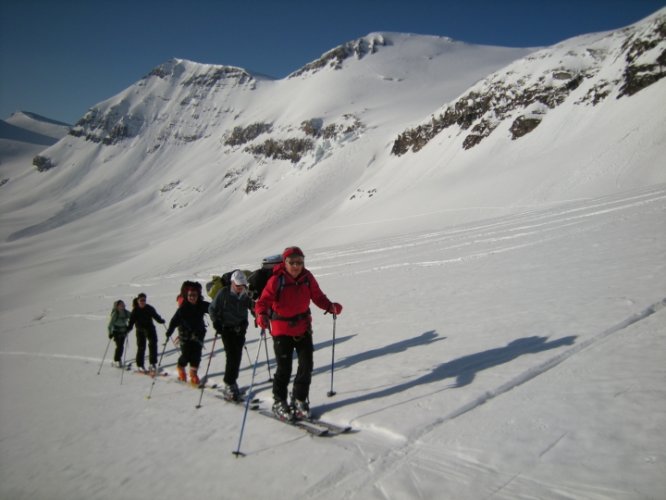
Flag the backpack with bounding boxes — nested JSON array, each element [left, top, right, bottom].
[[247, 254, 283, 300], [205, 269, 251, 299], [177, 280, 203, 306]]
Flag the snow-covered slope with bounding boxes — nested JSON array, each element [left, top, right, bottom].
[[0, 111, 70, 186], [1, 10, 666, 499], [0, 184, 664, 499], [1, 15, 664, 291], [2, 111, 70, 142]]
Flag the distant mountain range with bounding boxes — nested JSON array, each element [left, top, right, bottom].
[[0, 111, 70, 146]]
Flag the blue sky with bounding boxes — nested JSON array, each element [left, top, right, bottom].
[[1, 0, 664, 124]]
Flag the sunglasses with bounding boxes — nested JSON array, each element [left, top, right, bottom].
[[286, 259, 304, 266]]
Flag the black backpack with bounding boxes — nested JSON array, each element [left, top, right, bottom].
[[247, 254, 283, 300]]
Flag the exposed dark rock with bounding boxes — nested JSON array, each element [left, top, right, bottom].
[[224, 123, 273, 146], [182, 67, 253, 87], [33, 155, 56, 172], [510, 116, 542, 139], [290, 35, 388, 77], [245, 138, 314, 163]]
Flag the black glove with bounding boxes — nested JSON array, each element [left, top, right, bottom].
[[213, 321, 223, 333], [108, 332, 113, 339]]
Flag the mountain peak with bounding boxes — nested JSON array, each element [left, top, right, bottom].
[[7, 111, 71, 128], [144, 58, 255, 84], [1, 111, 70, 145], [289, 33, 391, 78]]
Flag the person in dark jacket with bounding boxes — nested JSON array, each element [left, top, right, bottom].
[[255, 246, 342, 421], [209, 270, 252, 401], [128, 293, 166, 373], [165, 284, 210, 385], [107, 300, 130, 367]]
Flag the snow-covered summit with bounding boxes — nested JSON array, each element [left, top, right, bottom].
[[392, 10, 666, 154], [1, 111, 70, 145], [1, 11, 665, 292]]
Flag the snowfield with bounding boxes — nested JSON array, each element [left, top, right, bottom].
[[1, 10, 666, 500], [1, 184, 665, 499]]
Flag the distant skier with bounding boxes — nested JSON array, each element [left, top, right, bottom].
[[208, 270, 253, 401], [165, 284, 210, 385], [107, 300, 130, 367], [255, 246, 343, 421], [128, 293, 166, 373]]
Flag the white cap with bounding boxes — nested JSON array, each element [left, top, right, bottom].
[[231, 270, 248, 286]]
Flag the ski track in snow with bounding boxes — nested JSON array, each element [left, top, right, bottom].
[[314, 184, 666, 275], [311, 297, 666, 499], [0, 351, 101, 364], [303, 186, 666, 499], [1, 185, 665, 500]]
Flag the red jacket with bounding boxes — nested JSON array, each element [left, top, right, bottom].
[[255, 264, 332, 336]]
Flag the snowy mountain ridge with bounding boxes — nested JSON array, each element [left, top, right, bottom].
[[392, 11, 666, 154], [1, 10, 665, 297]]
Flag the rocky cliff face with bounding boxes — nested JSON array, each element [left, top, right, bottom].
[[67, 59, 257, 147], [289, 33, 389, 77], [391, 13, 666, 155]]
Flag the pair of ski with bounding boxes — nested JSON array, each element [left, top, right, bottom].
[[126, 362, 168, 378], [214, 388, 351, 437], [252, 405, 352, 437]]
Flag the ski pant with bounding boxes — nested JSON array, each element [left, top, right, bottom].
[[272, 329, 313, 402], [135, 328, 158, 367], [219, 326, 247, 386], [112, 332, 127, 362], [177, 337, 203, 369]]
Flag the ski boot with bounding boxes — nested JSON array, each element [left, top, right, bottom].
[[222, 383, 241, 402], [293, 399, 311, 420], [272, 398, 293, 422], [189, 367, 200, 386], [176, 365, 187, 382]]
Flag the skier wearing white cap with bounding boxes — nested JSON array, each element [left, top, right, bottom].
[[208, 270, 252, 401]]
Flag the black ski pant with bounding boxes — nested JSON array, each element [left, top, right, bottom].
[[177, 337, 204, 369], [272, 330, 313, 402], [112, 332, 127, 363], [135, 328, 158, 367], [219, 326, 247, 386]]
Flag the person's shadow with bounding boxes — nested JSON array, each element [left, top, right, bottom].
[[313, 330, 444, 376], [315, 334, 577, 415]]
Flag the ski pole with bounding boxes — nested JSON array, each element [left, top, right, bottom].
[[262, 329, 273, 382], [120, 332, 130, 385], [327, 314, 337, 397], [162, 324, 178, 348], [146, 339, 169, 400], [97, 336, 113, 375], [195, 335, 218, 409], [244, 344, 252, 368], [232, 335, 263, 458]]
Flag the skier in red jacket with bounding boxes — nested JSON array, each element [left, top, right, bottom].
[[255, 246, 342, 421]]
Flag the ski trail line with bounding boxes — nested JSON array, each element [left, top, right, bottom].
[[422, 297, 666, 429], [0, 351, 101, 364]]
